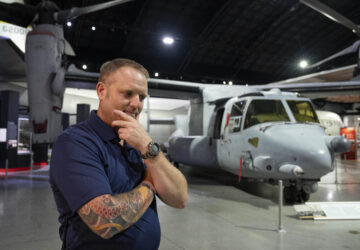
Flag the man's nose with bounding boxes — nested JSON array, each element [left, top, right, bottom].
[[129, 95, 140, 107]]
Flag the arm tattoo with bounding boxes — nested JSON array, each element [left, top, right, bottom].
[[78, 182, 155, 239]]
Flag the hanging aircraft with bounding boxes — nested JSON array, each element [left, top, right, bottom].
[[0, 0, 133, 146]]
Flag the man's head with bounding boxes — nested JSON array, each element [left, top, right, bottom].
[[96, 58, 149, 126], [99, 58, 149, 83]]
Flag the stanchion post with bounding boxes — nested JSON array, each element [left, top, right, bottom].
[[278, 180, 285, 233], [334, 154, 338, 184]]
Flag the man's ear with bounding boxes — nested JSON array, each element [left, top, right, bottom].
[[96, 82, 106, 100]]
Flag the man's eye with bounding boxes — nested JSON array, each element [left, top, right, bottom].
[[140, 95, 146, 101], [125, 91, 132, 97]]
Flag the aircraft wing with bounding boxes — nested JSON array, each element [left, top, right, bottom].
[[258, 80, 360, 99], [270, 64, 358, 83], [256, 65, 360, 101]]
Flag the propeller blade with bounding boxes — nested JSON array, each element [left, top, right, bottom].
[[54, 0, 134, 24], [307, 40, 360, 69], [300, 0, 360, 36], [0, 0, 24, 3], [64, 39, 75, 56]]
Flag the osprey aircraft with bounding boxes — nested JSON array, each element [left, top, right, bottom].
[[160, 84, 349, 203]]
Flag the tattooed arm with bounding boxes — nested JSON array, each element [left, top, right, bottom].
[[77, 181, 155, 239]]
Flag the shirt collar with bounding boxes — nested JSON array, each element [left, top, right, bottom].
[[89, 110, 119, 142]]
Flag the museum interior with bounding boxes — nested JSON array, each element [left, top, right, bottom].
[[0, 0, 360, 249]]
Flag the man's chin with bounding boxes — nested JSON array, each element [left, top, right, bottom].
[[124, 112, 138, 119]]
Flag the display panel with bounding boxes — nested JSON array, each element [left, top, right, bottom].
[[17, 117, 32, 154]]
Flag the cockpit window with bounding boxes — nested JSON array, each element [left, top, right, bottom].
[[244, 99, 290, 129], [229, 100, 246, 133], [287, 100, 319, 123]]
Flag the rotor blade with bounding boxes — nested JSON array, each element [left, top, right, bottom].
[[307, 40, 360, 69], [0, 0, 24, 3], [300, 0, 360, 36], [54, 0, 134, 24], [64, 39, 75, 56]]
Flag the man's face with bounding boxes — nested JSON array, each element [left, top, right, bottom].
[[97, 66, 148, 126]]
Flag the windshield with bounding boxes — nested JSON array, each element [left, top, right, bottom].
[[244, 99, 290, 129], [287, 100, 319, 123]]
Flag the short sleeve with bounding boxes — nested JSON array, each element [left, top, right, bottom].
[[50, 132, 112, 213]]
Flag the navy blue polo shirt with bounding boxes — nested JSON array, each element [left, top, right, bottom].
[[50, 110, 160, 250]]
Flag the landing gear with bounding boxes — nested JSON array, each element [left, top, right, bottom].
[[283, 186, 310, 204], [283, 186, 297, 204], [301, 190, 310, 203]]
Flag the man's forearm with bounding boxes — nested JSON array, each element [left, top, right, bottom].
[[78, 182, 155, 239], [145, 152, 188, 209]]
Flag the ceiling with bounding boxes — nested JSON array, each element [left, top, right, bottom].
[[1, 0, 360, 85]]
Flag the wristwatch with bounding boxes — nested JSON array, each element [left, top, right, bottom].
[[141, 141, 161, 159]]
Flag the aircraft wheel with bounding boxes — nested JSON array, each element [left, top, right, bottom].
[[283, 186, 297, 205], [300, 190, 310, 203]]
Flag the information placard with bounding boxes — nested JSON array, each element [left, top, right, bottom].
[[0, 128, 7, 142]]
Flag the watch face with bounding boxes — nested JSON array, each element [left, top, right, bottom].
[[142, 142, 160, 159], [150, 142, 160, 155]]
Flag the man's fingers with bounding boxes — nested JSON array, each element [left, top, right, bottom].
[[113, 110, 134, 121], [111, 120, 131, 129]]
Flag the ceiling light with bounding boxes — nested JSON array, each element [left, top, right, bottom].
[[223, 81, 226, 85], [82, 64, 87, 70], [154, 72, 159, 77], [162, 36, 174, 45], [299, 60, 308, 68], [91, 26, 96, 31], [66, 21, 72, 27], [229, 81, 233, 85]]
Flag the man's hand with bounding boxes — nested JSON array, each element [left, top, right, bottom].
[[111, 110, 151, 155]]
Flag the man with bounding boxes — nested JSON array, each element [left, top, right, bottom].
[[50, 58, 188, 250]]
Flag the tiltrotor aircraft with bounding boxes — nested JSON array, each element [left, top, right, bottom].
[[0, 0, 133, 145], [166, 85, 350, 203]]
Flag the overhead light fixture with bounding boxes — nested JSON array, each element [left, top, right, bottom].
[[299, 60, 308, 68], [223, 81, 226, 85], [162, 36, 174, 45], [229, 81, 233, 85], [154, 72, 159, 77], [66, 21, 72, 27], [91, 26, 96, 31], [82, 64, 87, 70]]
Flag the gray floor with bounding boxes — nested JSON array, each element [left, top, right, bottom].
[[0, 154, 360, 250]]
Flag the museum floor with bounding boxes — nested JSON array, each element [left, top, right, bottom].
[[0, 152, 359, 250]]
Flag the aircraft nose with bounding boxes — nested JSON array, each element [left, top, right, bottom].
[[263, 124, 333, 178]]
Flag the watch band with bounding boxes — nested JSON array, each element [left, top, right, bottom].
[[141, 141, 161, 159]]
